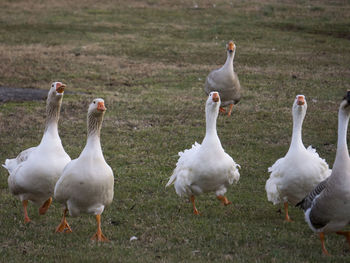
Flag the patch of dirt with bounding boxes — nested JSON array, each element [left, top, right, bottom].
[[0, 86, 48, 102], [0, 86, 80, 103]]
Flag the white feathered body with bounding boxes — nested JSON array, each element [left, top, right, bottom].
[[4, 130, 71, 205], [167, 136, 240, 198], [266, 95, 331, 207], [266, 145, 331, 206], [54, 137, 114, 217]]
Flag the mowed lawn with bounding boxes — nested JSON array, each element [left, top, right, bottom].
[[1, 0, 350, 262]]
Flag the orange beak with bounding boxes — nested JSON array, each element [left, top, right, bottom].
[[297, 96, 305, 105], [228, 42, 234, 52], [56, 83, 66, 94], [97, 101, 106, 111], [212, 93, 219, 102]]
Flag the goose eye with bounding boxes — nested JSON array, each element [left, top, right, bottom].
[[93, 101, 96, 104]]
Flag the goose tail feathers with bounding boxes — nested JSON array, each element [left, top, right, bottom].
[[2, 159, 16, 174], [166, 172, 177, 187], [265, 177, 281, 205]]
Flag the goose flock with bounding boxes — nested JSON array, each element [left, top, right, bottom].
[[2, 41, 350, 256]]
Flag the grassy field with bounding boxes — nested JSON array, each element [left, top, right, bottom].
[[1, 0, 350, 262]]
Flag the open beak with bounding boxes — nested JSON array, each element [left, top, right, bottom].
[[228, 42, 235, 53], [56, 83, 66, 94], [212, 93, 219, 102], [97, 101, 106, 111], [297, 96, 305, 106]]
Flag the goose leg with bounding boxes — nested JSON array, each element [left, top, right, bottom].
[[227, 104, 234, 116], [319, 232, 330, 256], [39, 197, 52, 215], [217, 195, 232, 206], [22, 200, 31, 223], [284, 202, 292, 222], [55, 209, 72, 233], [219, 107, 226, 114], [336, 231, 350, 248], [91, 214, 109, 242], [190, 195, 200, 215]]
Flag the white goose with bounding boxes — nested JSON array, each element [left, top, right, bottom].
[[204, 40, 241, 116], [265, 95, 331, 221], [3, 82, 71, 223], [166, 92, 240, 214], [54, 98, 114, 242], [297, 91, 350, 255]]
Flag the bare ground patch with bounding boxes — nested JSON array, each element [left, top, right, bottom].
[[0, 87, 48, 102]]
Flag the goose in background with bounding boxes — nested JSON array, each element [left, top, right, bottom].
[[166, 92, 240, 214], [3, 82, 71, 223], [297, 91, 350, 255], [265, 95, 331, 222], [54, 98, 114, 242], [204, 41, 241, 116]]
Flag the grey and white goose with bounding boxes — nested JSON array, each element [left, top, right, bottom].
[[204, 41, 241, 116], [297, 91, 350, 255]]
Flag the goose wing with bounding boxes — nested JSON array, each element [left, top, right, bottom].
[[3, 147, 36, 174], [296, 177, 329, 211]]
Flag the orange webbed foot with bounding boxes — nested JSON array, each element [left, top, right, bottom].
[[55, 219, 72, 233], [55, 209, 72, 233], [39, 197, 52, 215], [193, 208, 201, 215], [24, 216, 31, 224], [217, 195, 232, 206], [91, 231, 109, 242], [91, 214, 109, 242], [190, 195, 201, 215]]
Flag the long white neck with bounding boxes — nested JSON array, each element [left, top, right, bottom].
[[223, 51, 234, 71], [202, 106, 221, 147], [85, 134, 103, 156], [42, 98, 61, 141], [334, 107, 350, 166], [288, 108, 305, 153], [82, 112, 104, 158]]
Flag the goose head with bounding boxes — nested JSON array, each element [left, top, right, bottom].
[[206, 91, 220, 115], [45, 82, 67, 127], [88, 98, 106, 116], [47, 82, 66, 104], [49, 81, 66, 96], [292, 94, 307, 121], [226, 41, 236, 55], [87, 98, 106, 137]]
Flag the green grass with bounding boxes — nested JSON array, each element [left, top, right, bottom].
[[1, 0, 350, 262]]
